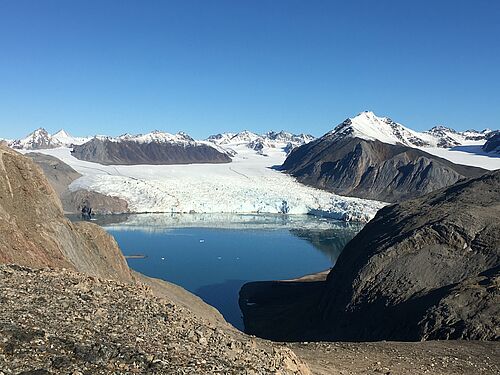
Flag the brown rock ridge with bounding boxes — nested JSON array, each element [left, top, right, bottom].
[[0, 145, 131, 281]]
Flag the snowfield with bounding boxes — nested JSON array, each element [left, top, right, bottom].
[[421, 146, 500, 170], [24, 146, 386, 222]]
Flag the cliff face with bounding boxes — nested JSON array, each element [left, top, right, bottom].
[[282, 137, 486, 202], [71, 138, 232, 165], [0, 145, 132, 282]]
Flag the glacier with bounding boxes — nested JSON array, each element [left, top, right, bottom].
[[24, 145, 386, 222]]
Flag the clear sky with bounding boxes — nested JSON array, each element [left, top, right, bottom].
[[0, 0, 499, 139]]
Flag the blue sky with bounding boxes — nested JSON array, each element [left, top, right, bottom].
[[0, 0, 499, 139]]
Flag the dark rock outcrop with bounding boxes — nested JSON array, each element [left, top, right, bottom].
[[241, 171, 500, 341], [483, 131, 500, 153], [282, 136, 486, 202], [63, 189, 129, 214], [71, 138, 232, 165]]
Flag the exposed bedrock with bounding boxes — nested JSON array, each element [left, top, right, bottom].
[[240, 170, 500, 341], [282, 137, 486, 202], [71, 138, 232, 165]]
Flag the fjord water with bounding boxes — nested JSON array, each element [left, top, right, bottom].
[[92, 213, 363, 330]]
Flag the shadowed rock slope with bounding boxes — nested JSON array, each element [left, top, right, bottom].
[[483, 131, 500, 153], [282, 136, 486, 202], [72, 138, 232, 165], [241, 171, 499, 342], [27, 152, 129, 214]]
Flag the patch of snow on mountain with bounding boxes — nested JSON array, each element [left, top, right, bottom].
[[422, 146, 500, 170], [117, 130, 196, 144]]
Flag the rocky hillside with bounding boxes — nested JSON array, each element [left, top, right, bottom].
[[71, 137, 232, 165], [319, 170, 500, 341], [241, 171, 499, 341], [27, 152, 129, 214], [282, 136, 485, 202], [0, 145, 131, 281], [25, 152, 81, 196]]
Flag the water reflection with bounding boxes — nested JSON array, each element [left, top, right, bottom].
[[289, 226, 363, 264]]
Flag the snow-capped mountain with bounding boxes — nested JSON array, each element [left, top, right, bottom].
[[9, 128, 62, 150], [51, 129, 90, 146], [327, 111, 493, 149], [8, 127, 314, 158], [207, 130, 315, 155], [9, 128, 90, 150]]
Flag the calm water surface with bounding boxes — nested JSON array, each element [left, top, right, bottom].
[[88, 213, 363, 330]]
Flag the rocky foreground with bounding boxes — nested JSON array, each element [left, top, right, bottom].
[[2, 264, 499, 375], [0, 264, 309, 374]]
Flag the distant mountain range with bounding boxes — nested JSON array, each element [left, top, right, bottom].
[[5, 128, 316, 159], [3, 112, 497, 166]]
